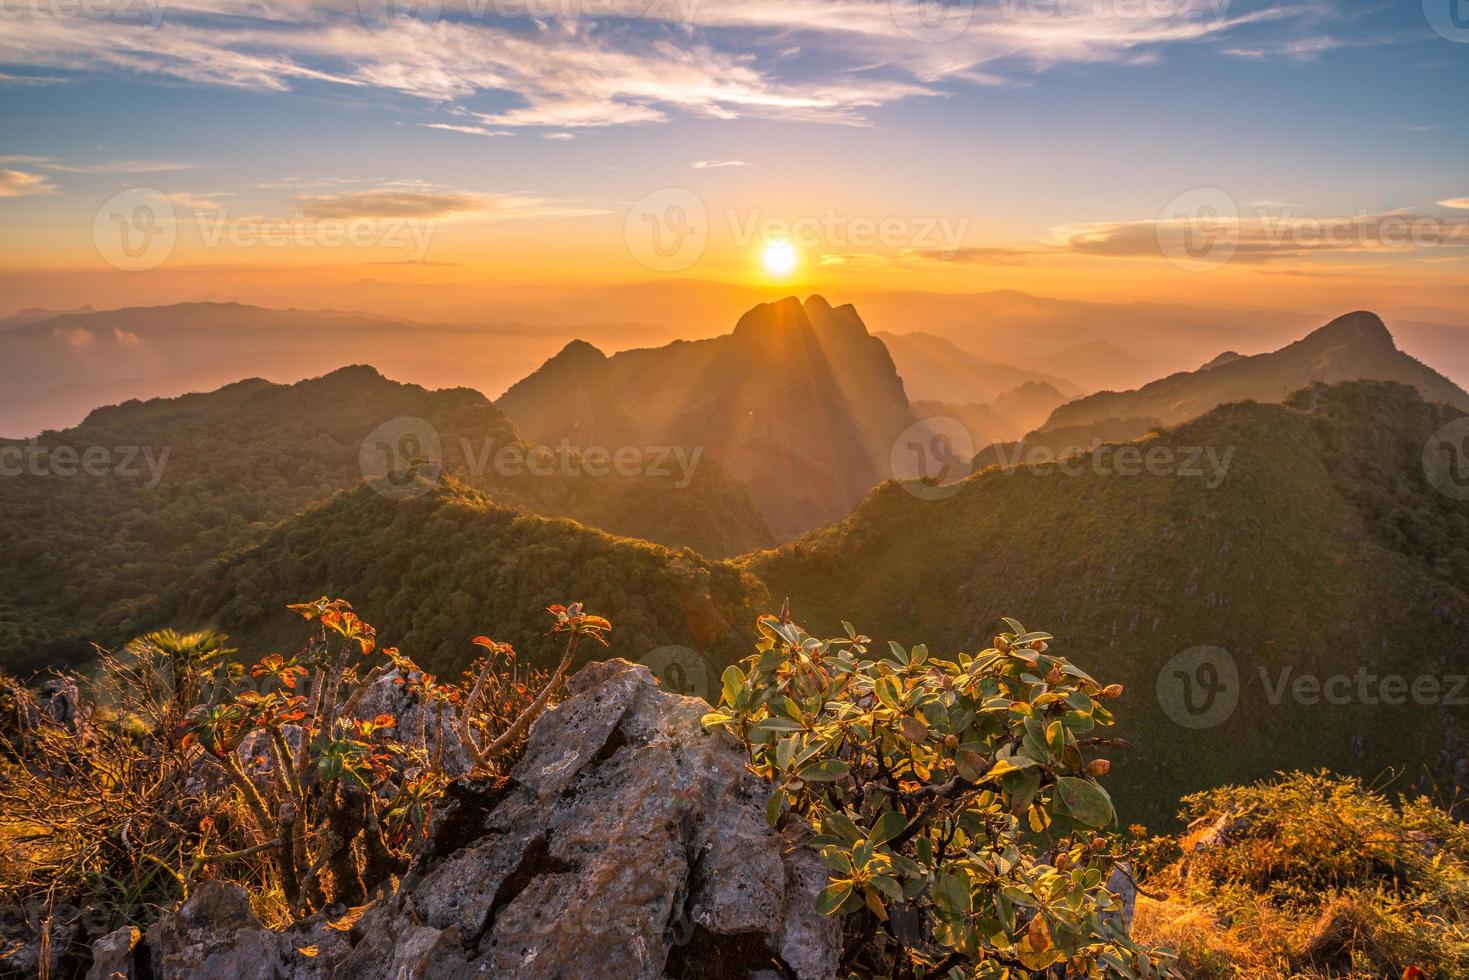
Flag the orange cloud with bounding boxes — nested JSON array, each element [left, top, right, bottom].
[[0, 169, 55, 197]]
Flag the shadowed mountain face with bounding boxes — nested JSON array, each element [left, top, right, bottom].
[[497, 296, 920, 538], [1036, 312, 1469, 444], [0, 366, 771, 672], [748, 381, 1469, 827]]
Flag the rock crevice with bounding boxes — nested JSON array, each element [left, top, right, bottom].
[[130, 659, 842, 980]]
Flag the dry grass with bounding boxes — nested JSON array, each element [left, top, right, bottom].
[[1132, 771, 1469, 979]]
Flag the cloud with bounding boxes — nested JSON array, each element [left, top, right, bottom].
[[0, 70, 64, 85], [169, 191, 233, 212], [53, 326, 94, 347], [295, 187, 492, 219], [0, 154, 195, 173], [542, 132, 577, 141], [1439, 198, 1469, 210], [0, 0, 1339, 133], [0, 169, 57, 197], [292, 183, 607, 221], [1051, 208, 1469, 263], [904, 245, 1039, 266], [692, 159, 748, 169], [422, 123, 513, 137], [819, 246, 1039, 267]]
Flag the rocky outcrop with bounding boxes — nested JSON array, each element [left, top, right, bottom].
[[138, 660, 842, 979]]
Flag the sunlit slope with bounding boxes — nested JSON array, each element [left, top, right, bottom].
[[157, 476, 767, 678], [747, 382, 1469, 825], [0, 366, 770, 671]]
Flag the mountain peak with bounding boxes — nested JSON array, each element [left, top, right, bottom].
[[319, 364, 387, 383], [803, 294, 871, 341], [730, 296, 812, 342], [551, 339, 608, 363], [1200, 351, 1244, 371], [1303, 311, 1394, 350]]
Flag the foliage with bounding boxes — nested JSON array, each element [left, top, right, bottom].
[[156, 476, 764, 678], [0, 595, 579, 969], [1133, 770, 1469, 979], [748, 382, 1469, 828], [0, 366, 769, 672], [705, 612, 1168, 978]]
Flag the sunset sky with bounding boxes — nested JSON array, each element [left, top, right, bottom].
[[1, 0, 1467, 319]]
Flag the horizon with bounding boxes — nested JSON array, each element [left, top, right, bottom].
[[5, 6, 1469, 975], [2, 1, 1468, 323]]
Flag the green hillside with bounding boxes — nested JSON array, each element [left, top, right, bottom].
[[155, 475, 767, 678], [0, 366, 770, 672], [746, 381, 1469, 826]]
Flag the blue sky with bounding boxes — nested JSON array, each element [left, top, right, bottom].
[[0, 0, 1466, 307]]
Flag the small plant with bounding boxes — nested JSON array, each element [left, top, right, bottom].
[[704, 612, 1168, 978], [0, 596, 601, 971], [179, 597, 594, 912]]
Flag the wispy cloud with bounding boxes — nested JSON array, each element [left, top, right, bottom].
[[692, 159, 749, 169], [0, 154, 195, 173], [292, 182, 607, 221], [422, 122, 513, 137], [0, 0, 1341, 133], [905, 245, 1039, 266], [168, 190, 233, 212], [0, 169, 57, 197], [1051, 207, 1469, 263], [1439, 198, 1469, 210]]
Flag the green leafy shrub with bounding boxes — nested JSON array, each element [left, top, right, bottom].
[[704, 613, 1168, 978]]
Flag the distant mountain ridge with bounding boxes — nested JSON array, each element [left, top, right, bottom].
[[1018, 311, 1469, 455], [498, 295, 920, 537], [0, 302, 673, 438], [875, 330, 1083, 405]]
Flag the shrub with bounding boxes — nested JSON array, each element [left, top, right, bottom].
[[704, 612, 1168, 978], [0, 597, 600, 969], [1133, 770, 1469, 979]]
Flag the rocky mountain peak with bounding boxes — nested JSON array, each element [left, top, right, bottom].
[[1301, 310, 1395, 351]]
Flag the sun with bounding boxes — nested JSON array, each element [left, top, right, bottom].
[[761, 240, 798, 277]]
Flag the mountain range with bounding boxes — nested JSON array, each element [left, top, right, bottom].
[[498, 295, 919, 537], [0, 366, 771, 671], [997, 311, 1469, 462], [4, 295, 1469, 828]]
